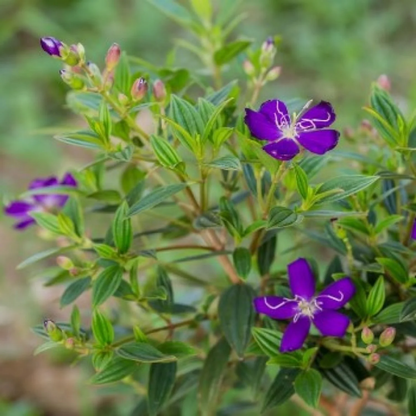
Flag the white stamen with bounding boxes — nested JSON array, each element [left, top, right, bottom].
[[264, 297, 293, 310], [316, 291, 344, 303]]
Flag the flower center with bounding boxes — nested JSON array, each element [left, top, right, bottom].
[[297, 298, 320, 318], [281, 124, 298, 140]]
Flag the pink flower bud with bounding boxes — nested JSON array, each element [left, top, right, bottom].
[[243, 60, 255, 76], [65, 338, 75, 350], [377, 74, 391, 91], [105, 43, 121, 71], [261, 37, 275, 53], [361, 327, 374, 344], [265, 66, 281, 81], [131, 77, 148, 101], [118, 93, 129, 106], [366, 344, 377, 353], [56, 256, 74, 270], [69, 267, 80, 277], [379, 327, 396, 347], [368, 353, 380, 365], [152, 79, 166, 102]]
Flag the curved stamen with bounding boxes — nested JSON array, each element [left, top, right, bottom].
[[274, 102, 290, 129], [264, 297, 293, 310], [316, 291, 344, 303]]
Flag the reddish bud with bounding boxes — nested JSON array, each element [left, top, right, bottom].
[[379, 327, 396, 347], [56, 256, 74, 270], [368, 353, 380, 365], [361, 327, 374, 344], [118, 93, 129, 106], [366, 344, 377, 353], [105, 43, 121, 71], [243, 60, 255, 77], [265, 66, 281, 81], [131, 77, 148, 101], [377, 74, 391, 91], [152, 79, 166, 102]]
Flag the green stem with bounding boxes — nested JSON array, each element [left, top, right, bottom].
[[263, 163, 286, 218]]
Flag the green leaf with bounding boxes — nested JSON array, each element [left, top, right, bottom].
[[293, 163, 308, 200], [320, 361, 361, 397], [148, 362, 177, 416], [372, 302, 405, 324], [34, 341, 59, 355], [262, 368, 299, 412], [374, 215, 404, 234], [267, 207, 298, 229], [114, 52, 131, 95], [201, 98, 233, 142], [127, 183, 188, 217], [251, 327, 282, 356], [63, 197, 84, 238], [150, 135, 183, 171], [218, 284, 255, 357], [315, 175, 379, 205], [257, 234, 276, 276], [408, 383, 416, 415], [56, 130, 105, 150], [198, 338, 231, 416], [89, 357, 137, 384], [232, 247, 251, 279], [376, 257, 408, 284], [70, 305, 81, 336], [60, 277, 91, 307], [158, 341, 196, 358], [401, 298, 416, 322], [92, 351, 114, 371], [169, 95, 204, 138], [30, 212, 60, 234], [146, 0, 194, 27], [117, 342, 176, 363], [57, 213, 77, 238], [206, 156, 241, 171], [366, 276, 385, 317], [93, 243, 119, 260], [92, 309, 114, 345], [376, 356, 416, 379], [92, 265, 124, 307], [112, 202, 132, 254], [206, 81, 237, 106], [267, 353, 302, 368], [294, 369, 322, 408], [148, 267, 174, 313], [214, 40, 251, 65], [17, 246, 75, 270], [337, 217, 370, 235], [121, 165, 146, 195], [98, 100, 112, 142]]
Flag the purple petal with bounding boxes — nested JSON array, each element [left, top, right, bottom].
[[40, 37, 63, 57], [253, 296, 297, 320], [411, 220, 416, 240], [280, 316, 310, 353], [287, 258, 315, 300], [4, 201, 35, 217], [296, 101, 336, 130], [244, 108, 281, 141], [258, 100, 290, 129], [60, 173, 77, 187], [297, 129, 340, 155], [29, 176, 58, 190], [313, 310, 350, 337], [263, 139, 299, 161], [315, 277, 355, 310], [15, 218, 36, 230]]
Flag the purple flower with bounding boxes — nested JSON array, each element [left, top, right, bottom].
[[4, 173, 77, 230], [411, 219, 416, 240], [244, 99, 340, 161], [40, 37, 63, 57], [254, 258, 355, 353]]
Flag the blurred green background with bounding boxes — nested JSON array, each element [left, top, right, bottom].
[[1, 0, 415, 414]]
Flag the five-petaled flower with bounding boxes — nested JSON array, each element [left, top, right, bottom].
[[4, 173, 77, 230], [254, 258, 355, 352], [244, 99, 340, 161]]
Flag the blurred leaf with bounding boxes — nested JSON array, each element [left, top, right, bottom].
[[89, 357, 137, 385], [113, 202, 132, 254], [30, 212, 60, 234], [267, 206, 298, 229], [198, 338, 231, 415], [236, 357, 267, 396], [294, 369, 322, 408], [17, 246, 76, 270], [148, 362, 177, 416], [267, 353, 302, 368], [376, 257, 408, 284], [206, 81, 238, 106], [118, 342, 176, 363], [257, 234, 276, 275], [376, 356, 416, 379], [158, 341, 196, 358], [366, 276, 385, 317], [232, 247, 251, 279], [214, 40, 251, 65], [206, 156, 241, 170], [374, 215, 404, 234], [127, 183, 188, 217], [251, 327, 282, 356], [293, 163, 308, 200], [401, 298, 416, 322], [60, 277, 91, 307], [262, 368, 299, 412], [408, 383, 416, 415], [372, 302, 404, 324], [92, 265, 124, 307], [56, 130, 104, 150], [218, 283, 255, 357], [114, 52, 131, 95]]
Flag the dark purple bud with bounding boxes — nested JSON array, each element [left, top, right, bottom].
[[40, 37, 63, 57], [262, 37, 275, 53]]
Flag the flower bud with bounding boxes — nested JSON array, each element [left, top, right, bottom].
[[261, 37, 275, 53], [152, 79, 166, 102], [265, 66, 281, 82], [366, 344, 377, 353], [69, 267, 80, 277], [131, 77, 148, 101], [361, 327, 374, 344], [104, 70, 115, 90], [368, 353, 380, 365], [105, 43, 121, 71], [343, 127, 355, 140], [56, 256, 74, 270], [64, 338, 75, 350], [43, 319, 64, 342], [40, 37, 64, 57], [59, 70, 84, 90], [118, 93, 130, 106], [243, 60, 255, 77], [377, 74, 391, 91], [379, 327, 396, 347], [86, 62, 102, 84], [260, 37, 276, 68]]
